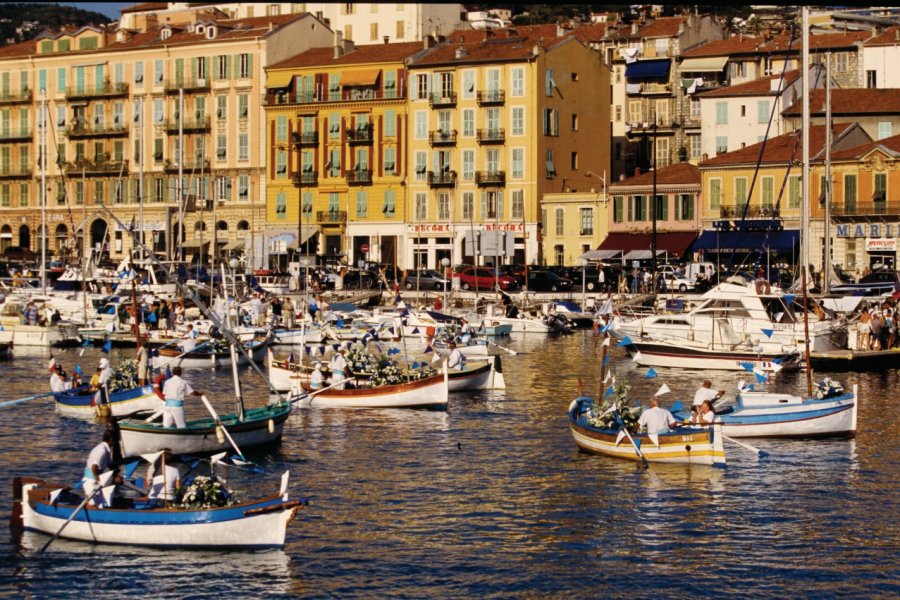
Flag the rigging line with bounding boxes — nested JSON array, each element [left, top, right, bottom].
[[727, 22, 800, 272]]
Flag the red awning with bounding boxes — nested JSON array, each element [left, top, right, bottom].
[[597, 232, 698, 255]]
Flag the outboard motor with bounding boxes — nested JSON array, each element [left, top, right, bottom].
[[546, 313, 574, 335]]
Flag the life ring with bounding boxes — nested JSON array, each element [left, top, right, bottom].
[[255, 269, 273, 276], [755, 280, 771, 295], [426, 326, 436, 337]]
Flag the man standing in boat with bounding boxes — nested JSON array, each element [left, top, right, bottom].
[[447, 341, 467, 371], [329, 344, 349, 390], [83, 430, 115, 506], [179, 324, 198, 353], [692, 380, 724, 415], [161, 366, 204, 428]]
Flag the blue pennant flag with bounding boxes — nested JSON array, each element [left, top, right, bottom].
[[304, 346, 312, 355], [102, 340, 112, 354], [601, 355, 610, 368], [739, 361, 755, 372], [412, 361, 420, 369], [368, 329, 376, 336], [387, 327, 395, 336], [424, 345, 433, 354], [336, 319, 344, 328], [81, 339, 91, 348], [74, 364, 82, 375], [411, 327, 420, 334], [645, 368, 657, 379], [165, 365, 172, 378], [755, 372, 768, 383], [388, 347, 400, 355], [600, 323, 612, 333], [401, 318, 409, 326], [400, 309, 410, 317], [617, 335, 633, 347], [784, 294, 796, 305], [604, 385, 615, 398], [761, 328, 774, 338], [332, 344, 340, 351], [772, 357, 782, 364]]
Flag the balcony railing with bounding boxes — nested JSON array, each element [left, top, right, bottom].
[[626, 82, 672, 95], [317, 210, 347, 223], [164, 116, 211, 133], [719, 205, 778, 219], [269, 89, 407, 105], [477, 90, 505, 105], [427, 170, 457, 188], [476, 128, 505, 144], [63, 159, 128, 175], [0, 89, 32, 105], [291, 131, 318, 146], [346, 125, 374, 144], [475, 170, 506, 187], [0, 166, 32, 179], [163, 159, 210, 173], [830, 201, 900, 217], [164, 78, 210, 94], [346, 169, 373, 185], [65, 122, 129, 138], [428, 130, 457, 146], [65, 82, 129, 100], [0, 128, 32, 142], [291, 171, 318, 186], [429, 92, 457, 108]]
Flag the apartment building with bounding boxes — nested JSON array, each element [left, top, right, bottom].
[[783, 88, 900, 143], [404, 25, 610, 270], [541, 189, 609, 266], [862, 26, 900, 89], [0, 12, 331, 264], [262, 37, 424, 268]]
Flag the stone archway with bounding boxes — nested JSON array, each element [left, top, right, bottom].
[[55, 223, 68, 252], [1, 224, 11, 252], [90, 218, 108, 251], [18, 224, 30, 251]]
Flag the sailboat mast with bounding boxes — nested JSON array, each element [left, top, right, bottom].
[[823, 54, 832, 294], [40, 90, 47, 294], [801, 6, 811, 286], [139, 96, 144, 257]]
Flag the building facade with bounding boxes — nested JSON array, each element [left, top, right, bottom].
[[540, 190, 609, 266]]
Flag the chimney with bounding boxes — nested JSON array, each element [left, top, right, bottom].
[[631, 22, 638, 35], [383, 35, 389, 44], [702, 153, 709, 161], [423, 34, 434, 49], [455, 47, 468, 59], [634, 167, 641, 176], [557, 24, 565, 37], [333, 30, 343, 59]]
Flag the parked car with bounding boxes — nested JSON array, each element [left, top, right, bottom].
[[524, 270, 574, 292], [656, 265, 697, 293], [342, 269, 380, 290], [830, 269, 900, 296], [455, 267, 518, 291], [403, 269, 449, 291], [506, 264, 548, 288]]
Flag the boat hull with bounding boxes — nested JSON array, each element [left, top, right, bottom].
[[448, 357, 506, 391], [15, 479, 300, 549], [55, 385, 163, 419], [568, 398, 726, 466], [292, 369, 448, 409], [152, 341, 269, 370], [625, 341, 801, 372], [116, 403, 292, 457], [0, 324, 73, 347]]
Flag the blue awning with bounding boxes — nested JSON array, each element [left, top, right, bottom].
[[692, 230, 800, 254], [625, 59, 671, 80]]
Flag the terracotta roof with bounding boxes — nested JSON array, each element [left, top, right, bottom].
[[121, 2, 167, 14], [412, 25, 577, 67], [567, 23, 611, 44], [864, 25, 900, 47], [268, 41, 425, 70], [782, 89, 900, 116], [0, 39, 37, 60], [681, 35, 765, 57], [830, 132, 900, 160], [610, 162, 700, 189], [757, 31, 871, 54], [697, 70, 800, 98], [633, 16, 687, 39], [699, 123, 854, 167]]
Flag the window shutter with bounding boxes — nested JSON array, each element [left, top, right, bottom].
[[247, 54, 253, 78], [481, 191, 487, 218], [225, 55, 232, 79], [497, 191, 504, 220]]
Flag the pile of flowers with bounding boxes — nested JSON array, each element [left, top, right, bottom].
[[109, 359, 138, 393], [173, 475, 235, 509], [814, 377, 844, 399], [586, 381, 643, 431], [344, 342, 436, 386]]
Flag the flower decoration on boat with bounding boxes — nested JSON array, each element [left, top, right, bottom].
[[344, 342, 436, 386], [814, 377, 844, 399], [174, 475, 235, 509], [109, 359, 138, 392], [586, 381, 642, 431]]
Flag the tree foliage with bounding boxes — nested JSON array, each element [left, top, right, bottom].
[[0, 3, 111, 45]]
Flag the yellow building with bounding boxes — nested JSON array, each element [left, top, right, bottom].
[[404, 25, 611, 270], [540, 190, 610, 265], [0, 12, 331, 265], [263, 36, 422, 268]]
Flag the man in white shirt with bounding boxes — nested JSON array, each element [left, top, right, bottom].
[[49, 361, 65, 393], [692, 380, 724, 417], [83, 430, 115, 506], [447, 341, 467, 370], [459, 319, 474, 343], [146, 450, 181, 506], [328, 345, 349, 390], [179, 324, 198, 353], [637, 398, 678, 435], [310, 362, 324, 390], [161, 366, 203, 428]]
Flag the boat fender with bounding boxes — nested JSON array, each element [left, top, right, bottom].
[[268, 419, 275, 434], [426, 326, 436, 337], [215, 426, 225, 444]]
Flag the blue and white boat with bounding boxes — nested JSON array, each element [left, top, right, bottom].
[[12, 474, 303, 549], [55, 384, 162, 419]]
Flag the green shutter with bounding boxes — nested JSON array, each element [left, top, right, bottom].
[[614, 196, 623, 222], [191, 57, 198, 79], [247, 54, 253, 78], [175, 59, 184, 85], [225, 56, 232, 79]]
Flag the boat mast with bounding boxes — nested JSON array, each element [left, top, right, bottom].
[[823, 54, 833, 294], [138, 96, 144, 259], [40, 90, 47, 295], [801, 6, 811, 288]]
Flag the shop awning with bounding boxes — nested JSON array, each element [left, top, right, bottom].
[[287, 226, 318, 249], [340, 68, 381, 86], [180, 240, 210, 250], [679, 56, 728, 73], [692, 229, 800, 254], [266, 71, 294, 89], [598, 232, 698, 256], [222, 239, 245, 251], [579, 249, 622, 261], [625, 59, 671, 80]]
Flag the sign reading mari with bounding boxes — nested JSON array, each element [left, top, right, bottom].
[[836, 223, 899, 238]]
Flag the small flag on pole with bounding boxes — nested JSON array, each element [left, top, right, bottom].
[[102, 340, 112, 354], [601, 336, 610, 347], [604, 385, 615, 398], [617, 335, 633, 347], [631, 351, 643, 362], [755, 371, 768, 384], [739, 361, 755, 372], [601, 355, 610, 367], [654, 383, 671, 396], [645, 368, 657, 379], [761, 328, 774, 338]]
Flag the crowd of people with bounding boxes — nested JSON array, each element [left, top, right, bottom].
[[854, 303, 900, 351]]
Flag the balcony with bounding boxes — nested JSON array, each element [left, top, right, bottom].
[[273, 89, 407, 106], [65, 82, 129, 101], [163, 116, 211, 133], [475, 170, 506, 187], [65, 121, 129, 139], [291, 171, 318, 186], [63, 159, 128, 176], [429, 92, 457, 108], [164, 78, 210, 94], [477, 90, 505, 105], [346, 169, 373, 185], [346, 124, 374, 145], [291, 131, 318, 147], [830, 201, 900, 218], [0, 166, 32, 179], [427, 170, 457, 188], [163, 158, 210, 173], [625, 82, 672, 95], [476, 128, 505, 144], [719, 205, 778, 219], [0, 128, 32, 143], [428, 130, 457, 146], [0, 90, 32, 105], [317, 210, 347, 223]]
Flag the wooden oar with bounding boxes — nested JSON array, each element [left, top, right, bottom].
[[39, 482, 97, 553], [0, 390, 57, 408], [487, 340, 518, 356], [199, 395, 245, 460], [723, 434, 769, 458], [288, 378, 348, 407], [619, 420, 650, 468]]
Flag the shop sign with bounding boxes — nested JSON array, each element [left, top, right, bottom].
[[865, 238, 896, 252], [836, 223, 897, 238], [406, 223, 526, 234]]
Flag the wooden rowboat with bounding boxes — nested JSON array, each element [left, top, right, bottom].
[[152, 338, 270, 370], [54, 384, 162, 419], [568, 397, 726, 466], [11, 475, 302, 550], [290, 364, 449, 409], [624, 339, 802, 372]]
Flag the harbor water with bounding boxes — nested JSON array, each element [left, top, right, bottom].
[[0, 334, 898, 598]]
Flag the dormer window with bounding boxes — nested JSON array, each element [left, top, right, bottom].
[[206, 26, 216, 39], [196, 25, 205, 35], [161, 27, 172, 41]]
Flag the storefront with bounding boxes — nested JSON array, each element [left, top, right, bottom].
[[865, 238, 895, 270], [346, 222, 404, 269], [402, 222, 538, 270]]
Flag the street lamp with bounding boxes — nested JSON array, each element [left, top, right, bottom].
[[441, 257, 450, 311]]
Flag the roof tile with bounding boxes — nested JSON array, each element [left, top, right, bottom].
[[610, 162, 700, 188], [697, 70, 800, 98], [699, 123, 854, 166], [782, 88, 900, 116]]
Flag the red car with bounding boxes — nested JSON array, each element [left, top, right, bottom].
[[455, 267, 518, 291]]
